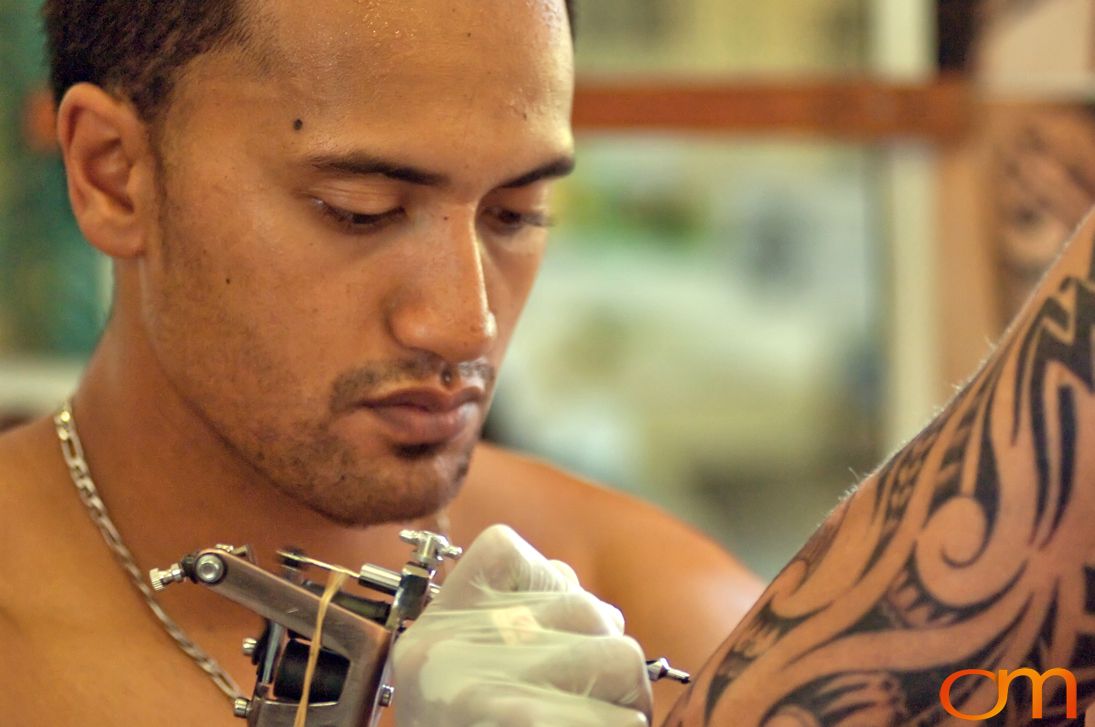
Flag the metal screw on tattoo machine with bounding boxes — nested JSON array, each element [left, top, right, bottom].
[[150, 529, 690, 727]]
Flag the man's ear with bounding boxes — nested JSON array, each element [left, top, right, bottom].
[[56, 83, 155, 259]]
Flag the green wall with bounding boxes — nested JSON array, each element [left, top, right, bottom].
[[0, 1, 104, 356]]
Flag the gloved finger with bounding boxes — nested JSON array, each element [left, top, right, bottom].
[[435, 525, 573, 608], [548, 559, 581, 589], [393, 641, 650, 726], [525, 634, 653, 720], [451, 681, 650, 727], [419, 591, 624, 640], [405, 637, 653, 718], [523, 590, 625, 636], [547, 559, 625, 633]]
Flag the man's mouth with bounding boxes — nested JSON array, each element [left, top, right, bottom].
[[358, 386, 483, 445]]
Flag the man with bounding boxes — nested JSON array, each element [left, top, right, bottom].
[[0, 1, 762, 724], [413, 207, 1095, 724]]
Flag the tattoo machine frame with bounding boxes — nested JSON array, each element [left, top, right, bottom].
[[149, 529, 689, 727]]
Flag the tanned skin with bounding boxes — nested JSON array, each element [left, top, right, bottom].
[[666, 209, 1095, 726], [0, 1, 761, 724]]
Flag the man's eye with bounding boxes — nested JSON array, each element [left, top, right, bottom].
[[483, 207, 554, 235], [317, 200, 404, 234]]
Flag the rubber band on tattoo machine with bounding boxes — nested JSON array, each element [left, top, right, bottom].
[[294, 571, 349, 727]]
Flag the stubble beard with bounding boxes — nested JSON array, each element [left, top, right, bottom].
[[217, 408, 481, 528]]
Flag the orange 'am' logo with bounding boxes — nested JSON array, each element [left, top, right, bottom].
[[939, 668, 1077, 720]]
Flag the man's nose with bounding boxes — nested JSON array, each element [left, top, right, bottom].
[[385, 214, 498, 365]]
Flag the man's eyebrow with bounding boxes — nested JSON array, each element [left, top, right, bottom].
[[499, 156, 576, 189], [307, 152, 576, 190], [307, 154, 449, 187]]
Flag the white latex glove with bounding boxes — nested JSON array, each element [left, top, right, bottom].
[[392, 524, 653, 726]]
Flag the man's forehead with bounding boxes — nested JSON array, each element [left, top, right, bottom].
[[248, 0, 570, 63], [228, 0, 573, 121], [162, 0, 574, 195]]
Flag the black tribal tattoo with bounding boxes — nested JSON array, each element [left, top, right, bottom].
[[672, 221, 1095, 726]]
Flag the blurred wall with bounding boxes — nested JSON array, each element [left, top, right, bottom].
[[0, 0, 105, 421]]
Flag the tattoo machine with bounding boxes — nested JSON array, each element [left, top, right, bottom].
[[149, 530, 690, 727]]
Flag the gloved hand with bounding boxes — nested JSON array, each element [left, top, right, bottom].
[[392, 524, 653, 726]]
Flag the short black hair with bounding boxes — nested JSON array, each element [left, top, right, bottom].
[[42, 0, 576, 123]]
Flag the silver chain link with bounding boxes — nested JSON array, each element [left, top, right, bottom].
[[54, 400, 243, 703]]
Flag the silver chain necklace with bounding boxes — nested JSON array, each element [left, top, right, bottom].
[[53, 400, 243, 703]]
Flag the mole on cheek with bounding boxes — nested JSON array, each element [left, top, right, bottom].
[[293, 118, 304, 131]]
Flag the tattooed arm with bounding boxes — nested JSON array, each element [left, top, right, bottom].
[[667, 208, 1095, 727]]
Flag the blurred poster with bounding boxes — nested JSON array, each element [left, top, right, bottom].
[[974, 0, 1095, 321], [986, 105, 1095, 319]]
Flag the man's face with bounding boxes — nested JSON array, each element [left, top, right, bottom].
[[134, 0, 574, 525]]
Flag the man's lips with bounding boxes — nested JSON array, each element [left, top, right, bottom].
[[357, 387, 483, 445]]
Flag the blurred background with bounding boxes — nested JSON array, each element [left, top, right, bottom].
[[1, 0, 1093, 578]]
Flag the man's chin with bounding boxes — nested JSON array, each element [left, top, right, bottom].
[[290, 445, 474, 528]]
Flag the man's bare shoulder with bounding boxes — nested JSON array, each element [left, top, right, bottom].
[[0, 417, 41, 471], [0, 423, 27, 629], [460, 442, 689, 554], [0, 418, 79, 714], [461, 442, 760, 589], [0, 417, 57, 545], [461, 442, 660, 527], [0, 417, 80, 614], [0, 416, 121, 625]]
